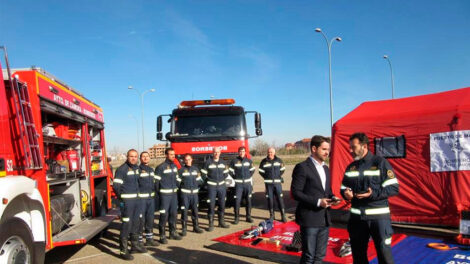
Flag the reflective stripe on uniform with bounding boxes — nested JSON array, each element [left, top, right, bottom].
[[258, 168, 265, 173], [196, 177, 202, 181], [384, 237, 392, 245], [182, 172, 190, 176], [159, 209, 166, 214], [138, 193, 150, 198], [223, 169, 229, 174], [127, 171, 135, 175], [207, 180, 225, 186], [273, 162, 281, 166], [243, 162, 250, 166], [234, 164, 242, 167], [345, 171, 360, 177], [114, 179, 123, 184], [229, 168, 235, 172], [160, 189, 175, 193], [363, 170, 381, 176], [181, 206, 185, 210], [122, 217, 130, 222], [201, 169, 208, 174], [218, 164, 225, 168], [163, 169, 172, 174], [365, 207, 390, 215], [280, 167, 286, 171], [382, 178, 399, 187], [340, 184, 347, 190], [140, 173, 150, 177], [121, 193, 137, 199], [250, 167, 255, 171], [350, 208, 361, 215], [208, 164, 217, 169], [154, 175, 162, 180], [263, 163, 272, 168], [181, 188, 199, 194], [191, 171, 198, 175], [234, 178, 252, 183], [264, 179, 281, 184], [151, 192, 155, 197]]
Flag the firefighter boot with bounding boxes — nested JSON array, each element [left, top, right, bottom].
[[219, 213, 230, 228], [281, 209, 287, 223], [246, 200, 254, 223], [207, 215, 214, 232], [145, 233, 159, 247], [169, 223, 182, 240], [233, 209, 239, 225], [181, 221, 187, 237], [193, 218, 204, 234], [119, 238, 134, 261], [159, 226, 168, 244], [138, 235, 146, 249], [130, 234, 147, 253]]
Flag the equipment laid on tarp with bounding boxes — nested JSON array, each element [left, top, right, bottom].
[[330, 87, 470, 227], [208, 221, 406, 263]]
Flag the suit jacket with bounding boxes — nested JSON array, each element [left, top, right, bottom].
[[291, 158, 332, 227]]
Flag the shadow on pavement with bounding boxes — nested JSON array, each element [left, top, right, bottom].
[[147, 245, 253, 264]]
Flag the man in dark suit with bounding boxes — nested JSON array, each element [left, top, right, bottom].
[[291, 135, 339, 264]]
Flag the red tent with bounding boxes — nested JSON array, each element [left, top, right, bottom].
[[330, 87, 470, 227]]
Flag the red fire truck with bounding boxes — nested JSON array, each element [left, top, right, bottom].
[[156, 99, 262, 205], [0, 47, 114, 263]]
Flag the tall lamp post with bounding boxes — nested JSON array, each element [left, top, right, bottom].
[[128, 86, 155, 151], [383, 55, 395, 99], [129, 114, 140, 151], [315, 28, 342, 129]]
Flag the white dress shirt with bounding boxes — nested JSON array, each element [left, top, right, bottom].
[[310, 156, 326, 207]]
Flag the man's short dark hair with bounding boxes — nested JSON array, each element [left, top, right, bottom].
[[127, 149, 138, 157], [140, 151, 149, 158], [165, 148, 175, 155], [349, 132, 369, 145], [238, 146, 246, 152], [310, 135, 331, 149]]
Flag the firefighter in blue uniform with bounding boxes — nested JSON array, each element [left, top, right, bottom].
[[340, 132, 399, 264], [178, 154, 204, 236], [155, 148, 182, 244], [137, 151, 159, 246], [229, 146, 255, 224], [112, 149, 147, 261], [259, 147, 287, 222], [201, 146, 230, 231]]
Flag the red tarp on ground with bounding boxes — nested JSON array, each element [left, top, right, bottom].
[[330, 87, 470, 227], [212, 221, 406, 263]]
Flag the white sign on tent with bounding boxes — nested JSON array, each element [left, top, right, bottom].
[[430, 130, 470, 172]]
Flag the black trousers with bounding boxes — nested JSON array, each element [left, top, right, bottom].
[[347, 216, 395, 264], [265, 183, 285, 212], [180, 193, 199, 223], [300, 226, 329, 264], [120, 199, 140, 240], [159, 193, 178, 230], [234, 183, 252, 216], [207, 185, 226, 217], [139, 198, 155, 237]]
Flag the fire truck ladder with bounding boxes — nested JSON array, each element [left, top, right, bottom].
[[1, 46, 42, 169]]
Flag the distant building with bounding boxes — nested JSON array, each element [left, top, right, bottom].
[[148, 144, 166, 159], [294, 138, 310, 149], [284, 143, 294, 150]]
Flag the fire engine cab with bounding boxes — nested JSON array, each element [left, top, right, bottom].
[[0, 47, 114, 263], [156, 99, 262, 205]]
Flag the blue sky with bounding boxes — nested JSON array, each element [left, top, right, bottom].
[[2, 1, 469, 153]]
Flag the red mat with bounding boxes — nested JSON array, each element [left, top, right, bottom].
[[213, 221, 406, 263]]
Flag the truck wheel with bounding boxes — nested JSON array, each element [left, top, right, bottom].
[[0, 218, 34, 264]]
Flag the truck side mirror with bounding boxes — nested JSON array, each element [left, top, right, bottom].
[[157, 132, 163, 140], [255, 113, 262, 136]]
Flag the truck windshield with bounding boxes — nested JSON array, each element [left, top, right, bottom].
[[173, 114, 245, 140]]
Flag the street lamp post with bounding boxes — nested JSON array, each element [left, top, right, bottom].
[[315, 28, 342, 129], [129, 114, 140, 150], [383, 55, 395, 99], [128, 86, 155, 151]]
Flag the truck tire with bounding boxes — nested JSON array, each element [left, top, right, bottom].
[[0, 218, 34, 264], [94, 190, 107, 217]]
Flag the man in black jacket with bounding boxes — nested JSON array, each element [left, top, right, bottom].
[[291, 136, 339, 264]]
